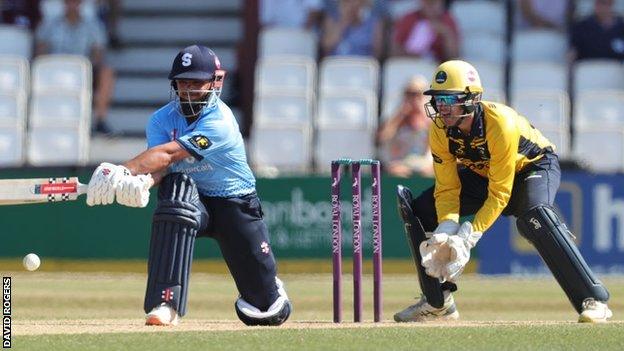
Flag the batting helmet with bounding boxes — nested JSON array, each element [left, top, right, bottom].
[[169, 45, 226, 117]]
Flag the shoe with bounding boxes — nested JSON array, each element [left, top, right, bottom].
[[93, 120, 116, 136], [145, 302, 179, 326], [394, 291, 459, 322], [578, 298, 612, 323]]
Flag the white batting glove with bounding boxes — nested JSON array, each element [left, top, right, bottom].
[[116, 174, 153, 208], [419, 220, 460, 281], [86, 163, 130, 206], [442, 221, 482, 282]]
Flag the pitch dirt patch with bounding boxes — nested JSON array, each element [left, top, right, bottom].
[[14, 319, 620, 336]]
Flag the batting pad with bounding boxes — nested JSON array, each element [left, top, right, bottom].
[[144, 173, 204, 316], [516, 205, 609, 313]]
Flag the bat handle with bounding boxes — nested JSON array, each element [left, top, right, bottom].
[[78, 183, 88, 196]]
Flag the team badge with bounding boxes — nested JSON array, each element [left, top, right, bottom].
[[188, 135, 212, 150], [261, 241, 270, 254], [435, 71, 447, 84]]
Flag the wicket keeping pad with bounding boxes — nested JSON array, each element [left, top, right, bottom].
[[396, 185, 446, 308], [516, 205, 609, 313], [144, 173, 206, 316]]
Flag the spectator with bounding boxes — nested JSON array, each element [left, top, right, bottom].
[[0, 0, 41, 30], [515, 0, 573, 32], [377, 76, 433, 178], [35, 0, 116, 135], [97, 0, 121, 48], [260, 0, 324, 30], [391, 0, 459, 62], [569, 0, 624, 61], [320, 0, 384, 58]]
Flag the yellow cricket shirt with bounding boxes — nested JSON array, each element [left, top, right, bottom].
[[429, 101, 555, 232]]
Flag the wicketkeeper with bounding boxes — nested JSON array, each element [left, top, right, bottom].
[[395, 60, 612, 323], [85, 45, 291, 326]]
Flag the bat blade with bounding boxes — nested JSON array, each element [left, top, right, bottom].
[[0, 177, 87, 205]]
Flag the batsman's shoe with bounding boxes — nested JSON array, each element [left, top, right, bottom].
[[394, 291, 459, 322], [145, 303, 179, 326], [578, 298, 612, 323]]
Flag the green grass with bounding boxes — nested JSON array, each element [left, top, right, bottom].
[[15, 325, 624, 351], [5, 271, 624, 350]]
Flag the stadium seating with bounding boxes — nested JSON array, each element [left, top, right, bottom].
[[255, 56, 316, 95], [319, 56, 379, 93], [512, 90, 570, 157], [451, 0, 506, 37], [251, 56, 317, 172], [259, 28, 318, 59], [28, 55, 92, 166], [573, 91, 624, 172], [461, 34, 506, 65], [511, 62, 568, 92], [0, 56, 29, 93], [572, 60, 624, 96], [512, 30, 568, 63], [315, 90, 377, 167], [381, 57, 436, 120], [0, 25, 33, 59]]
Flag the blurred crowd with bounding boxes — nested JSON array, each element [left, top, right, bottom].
[[2, 0, 623, 173], [259, 0, 624, 176], [0, 0, 120, 135]]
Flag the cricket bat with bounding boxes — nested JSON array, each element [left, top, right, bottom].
[[0, 177, 87, 205]]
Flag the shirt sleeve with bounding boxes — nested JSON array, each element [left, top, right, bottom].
[[430, 126, 461, 225], [88, 19, 108, 48], [35, 19, 52, 44], [146, 117, 170, 149], [472, 113, 519, 233], [176, 120, 230, 161]]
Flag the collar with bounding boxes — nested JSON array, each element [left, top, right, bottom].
[[445, 103, 484, 138]]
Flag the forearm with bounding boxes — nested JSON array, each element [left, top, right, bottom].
[[123, 141, 189, 176]]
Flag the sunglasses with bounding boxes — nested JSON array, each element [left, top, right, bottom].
[[433, 95, 462, 105]]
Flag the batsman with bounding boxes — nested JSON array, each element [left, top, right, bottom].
[[84, 45, 291, 326], [395, 60, 612, 323]]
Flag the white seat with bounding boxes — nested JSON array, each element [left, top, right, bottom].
[[27, 128, 88, 166], [89, 136, 147, 163], [315, 129, 376, 168], [255, 92, 312, 127], [0, 56, 29, 93], [255, 56, 316, 95], [573, 60, 624, 95], [451, 1, 505, 36], [381, 58, 436, 119], [0, 125, 24, 166], [574, 91, 624, 128], [512, 30, 568, 63], [0, 25, 33, 58], [461, 34, 506, 65], [0, 92, 26, 127], [32, 55, 92, 93], [318, 91, 377, 128], [259, 28, 317, 58], [472, 61, 504, 92], [482, 89, 506, 104], [113, 77, 170, 105], [512, 90, 570, 128], [573, 129, 624, 172], [512, 90, 570, 156], [250, 126, 311, 172], [29, 91, 91, 128], [319, 56, 379, 93], [511, 62, 568, 91], [107, 107, 153, 135]]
